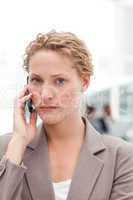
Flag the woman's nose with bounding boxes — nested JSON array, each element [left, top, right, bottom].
[[40, 86, 56, 103]]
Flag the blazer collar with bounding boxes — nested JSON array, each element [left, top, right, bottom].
[[26, 122, 45, 150], [24, 116, 106, 200]]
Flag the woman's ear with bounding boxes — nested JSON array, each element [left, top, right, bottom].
[[81, 76, 90, 92]]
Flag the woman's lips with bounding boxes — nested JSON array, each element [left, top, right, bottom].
[[38, 106, 58, 112]]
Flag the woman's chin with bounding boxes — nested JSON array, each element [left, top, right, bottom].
[[38, 112, 63, 125]]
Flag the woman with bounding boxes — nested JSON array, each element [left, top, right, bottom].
[[0, 31, 133, 200]]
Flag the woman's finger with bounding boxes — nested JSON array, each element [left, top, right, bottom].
[[18, 85, 30, 98], [29, 110, 37, 126], [14, 93, 32, 112], [18, 93, 32, 104]]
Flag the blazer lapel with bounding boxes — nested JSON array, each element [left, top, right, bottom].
[[23, 117, 106, 200], [23, 124, 55, 200], [67, 117, 106, 200]]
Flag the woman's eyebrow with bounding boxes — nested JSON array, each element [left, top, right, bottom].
[[29, 73, 42, 78], [29, 73, 67, 78], [51, 73, 67, 77]]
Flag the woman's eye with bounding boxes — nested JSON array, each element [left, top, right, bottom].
[[55, 78, 66, 86], [30, 78, 41, 84]]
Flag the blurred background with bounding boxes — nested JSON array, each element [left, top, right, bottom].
[[0, 0, 133, 142]]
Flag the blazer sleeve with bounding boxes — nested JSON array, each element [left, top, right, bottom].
[[0, 134, 27, 200], [109, 142, 133, 200]]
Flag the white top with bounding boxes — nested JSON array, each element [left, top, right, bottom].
[[53, 179, 72, 200]]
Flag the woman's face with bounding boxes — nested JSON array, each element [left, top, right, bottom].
[[28, 50, 86, 124]]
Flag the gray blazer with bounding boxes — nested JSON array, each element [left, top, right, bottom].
[[0, 117, 133, 200]]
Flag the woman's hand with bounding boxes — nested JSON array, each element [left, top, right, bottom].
[[5, 85, 38, 165], [13, 85, 37, 146]]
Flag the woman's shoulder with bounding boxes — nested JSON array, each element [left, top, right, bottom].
[[0, 133, 12, 158], [101, 134, 133, 158]]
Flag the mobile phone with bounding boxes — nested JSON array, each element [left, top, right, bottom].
[[26, 76, 35, 113], [27, 98, 35, 113]]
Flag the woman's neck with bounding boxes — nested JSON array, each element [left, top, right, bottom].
[[44, 113, 85, 148]]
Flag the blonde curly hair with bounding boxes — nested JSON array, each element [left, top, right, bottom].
[[23, 30, 94, 78]]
